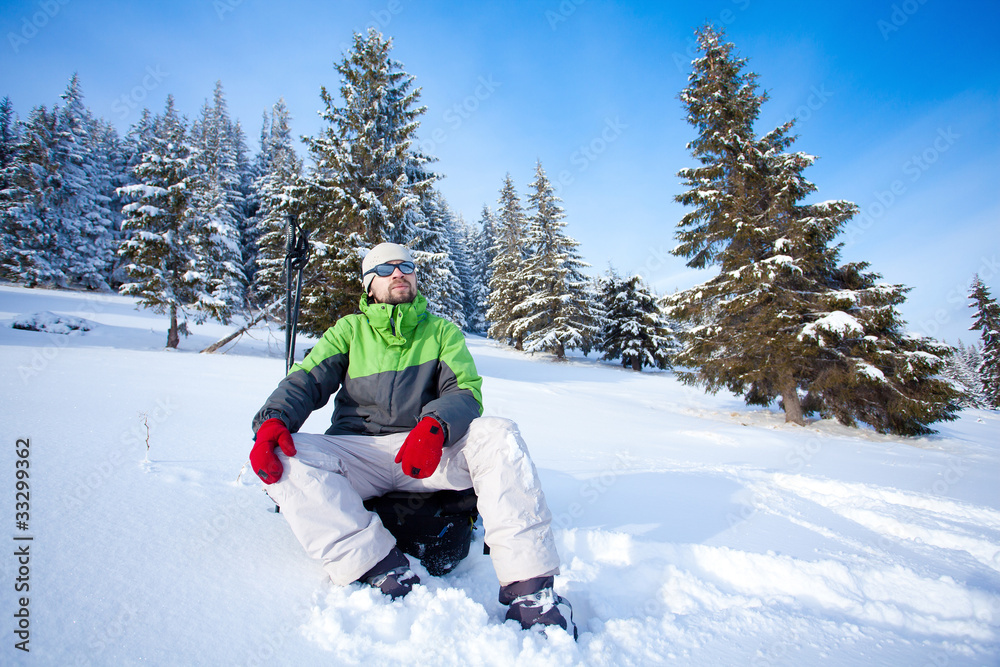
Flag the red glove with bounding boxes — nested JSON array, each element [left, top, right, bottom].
[[395, 417, 445, 479], [250, 418, 296, 484]]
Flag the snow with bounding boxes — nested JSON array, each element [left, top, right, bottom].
[[2, 283, 998, 666], [855, 362, 887, 381], [800, 311, 864, 343]]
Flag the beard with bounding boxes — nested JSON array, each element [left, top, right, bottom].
[[370, 278, 417, 305]]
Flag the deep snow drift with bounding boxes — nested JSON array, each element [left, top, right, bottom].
[[1, 284, 997, 666]]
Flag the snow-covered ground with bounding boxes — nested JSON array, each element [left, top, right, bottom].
[[1, 283, 998, 666]]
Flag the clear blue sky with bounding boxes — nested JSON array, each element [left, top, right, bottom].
[[2, 0, 998, 344]]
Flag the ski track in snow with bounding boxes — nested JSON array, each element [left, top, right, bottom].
[[1, 284, 998, 666]]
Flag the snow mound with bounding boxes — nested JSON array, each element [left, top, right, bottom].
[[11, 310, 96, 334]]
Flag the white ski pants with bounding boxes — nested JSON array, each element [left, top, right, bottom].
[[264, 417, 562, 586]]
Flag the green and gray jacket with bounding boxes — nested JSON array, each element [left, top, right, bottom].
[[252, 293, 484, 445]]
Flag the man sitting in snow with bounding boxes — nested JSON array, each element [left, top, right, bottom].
[[249, 242, 575, 637]]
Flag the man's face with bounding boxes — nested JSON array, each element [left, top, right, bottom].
[[367, 261, 418, 305]]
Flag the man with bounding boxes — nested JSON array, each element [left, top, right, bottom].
[[249, 242, 575, 637]]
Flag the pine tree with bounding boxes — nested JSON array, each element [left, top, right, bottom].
[[414, 188, 466, 328], [673, 27, 766, 271], [597, 269, 675, 371], [487, 174, 529, 348], [188, 81, 248, 317], [298, 28, 433, 332], [515, 161, 595, 358], [118, 96, 223, 348], [0, 79, 122, 289], [0, 96, 17, 196], [969, 276, 1000, 408], [114, 108, 155, 285], [668, 25, 959, 435], [942, 340, 988, 408], [0, 96, 30, 282], [54, 74, 118, 289], [0, 104, 64, 285], [249, 99, 302, 308], [447, 211, 479, 333], [89, 117, 128, 288], [467, 205, 497, 335], [232, 118, 257, 285]]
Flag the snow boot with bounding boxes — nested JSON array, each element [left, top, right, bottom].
[[359, 546, 419, 600], [500, 576, 578, 640]]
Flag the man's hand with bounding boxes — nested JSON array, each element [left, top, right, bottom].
[[250, 418, 296, 484], [395, 417, 445, 479]]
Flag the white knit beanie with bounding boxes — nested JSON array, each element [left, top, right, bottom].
[[362, 243, 414, 294]]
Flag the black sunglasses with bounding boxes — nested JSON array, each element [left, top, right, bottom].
[[363, 261, 416, 278]]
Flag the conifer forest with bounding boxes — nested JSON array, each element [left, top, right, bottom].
[[2, 27, 997, 435]]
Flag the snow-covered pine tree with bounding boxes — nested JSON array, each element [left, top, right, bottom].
[[793, 262, 960, 435], [298, 28, 433, 332], [232, 118, 257, 286], [0, 96, 18, 204], [118, 96, 224, 348], [1, 77, 118, 288], [123, 109, 155, 172], [249, 99, 302, 308], [487, 174, 529, 348], [942, 340, 988, 408], [188, 81, 248, 318], [0, 104, 64, 285], [414, 188, 466, 329], [467, 204, 497, 335], [54, 74, 118, 289], [668, 25, 959, 435], [969, 275, 1000, 408], [447, 211, 479, 333], [89, 117, 128, 288], [114, 109, 156, 286], [242, 110, 271, 287], [0, 97, 15, 166], [0, 96, 29, 282], [597, 268, 674, 371], [515, 161, 595, 358]]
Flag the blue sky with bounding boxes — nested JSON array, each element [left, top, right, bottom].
[[2, 0, 998, 344]]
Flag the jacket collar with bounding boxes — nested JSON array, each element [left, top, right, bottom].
[[359, 293, 428, 344]]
